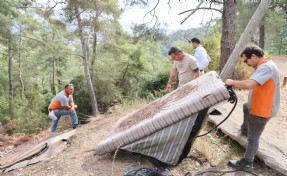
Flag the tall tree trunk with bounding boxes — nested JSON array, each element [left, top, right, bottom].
[[52, 57, 56, 95], [91, 32, 97, 81], [51, 32, 56, 95], [8, 32, 13, 114], [90, 10, 100, 81], [220, 0, 273, 81], [259, 23, 265, 49], [75, 7, 99, 116], [18, 25, 24, 98], [219, 0, 237, 73]]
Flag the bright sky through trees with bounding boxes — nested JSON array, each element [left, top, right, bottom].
[[36, 0, 221, 33], [119, 0, 222, 33]]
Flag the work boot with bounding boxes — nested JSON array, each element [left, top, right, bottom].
[[228, 158, 253, 170]]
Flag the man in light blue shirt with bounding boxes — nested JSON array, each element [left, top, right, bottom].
[[191, 38, 211, 75], [191, 38, 221, 116]]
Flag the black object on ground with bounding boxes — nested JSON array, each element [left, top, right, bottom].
[[209, 109, 222, 115]]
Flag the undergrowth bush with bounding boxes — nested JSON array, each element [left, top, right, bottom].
[[71, 75, 122, 115], [141, 71, 170, 100], [11, 109, 49, 134], [234, 60, 253, 80], [1, 93, 51, 134]]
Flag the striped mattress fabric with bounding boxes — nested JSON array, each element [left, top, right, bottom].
[[95, 71, 230, 155], [122, 113, 198, 165]]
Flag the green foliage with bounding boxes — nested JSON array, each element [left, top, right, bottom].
[[237, 1, 287, 54], [264, 10, 287, 54], [0, 96, 10, 125], [0, 0, 222, 135], [234, 60, 253, 80], [141, 71, 170, 100], [202, 24, 222, 72], [1, 0, 285, 135], [124, 0, 149, 7], [0, 91, 51, 134], [10, 109, 50, 134], [171, 24, 222, 73], [237, 1, 259, 39], [172, 40, 194, 54], [160, 25, 215, 59], [71, 74, 122, 114], [68, 76, 92, 122], [114, 40, 171, 96], [131, 24, 167, 42]]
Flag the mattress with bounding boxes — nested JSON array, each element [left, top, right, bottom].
[[95, 71, 230, 157]]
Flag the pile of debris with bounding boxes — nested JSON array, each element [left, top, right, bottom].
[[0, 123, 48, 152]]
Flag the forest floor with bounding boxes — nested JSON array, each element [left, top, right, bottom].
[[0, 55, 286, 176]]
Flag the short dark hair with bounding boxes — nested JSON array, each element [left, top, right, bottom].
[[190, 37, 200, 44], [240, 45, 264, 59], [168, 47, 182, 55], [65, 83, 74, 89]]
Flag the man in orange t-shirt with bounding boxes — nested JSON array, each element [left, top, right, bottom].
[[48, 84, 79, 132], [225, 45, 280, 170]]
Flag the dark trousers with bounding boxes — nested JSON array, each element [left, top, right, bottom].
[[242, 103, 270, 162]]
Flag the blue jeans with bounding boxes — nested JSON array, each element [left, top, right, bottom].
[[51, 109, 78, 132], [242, 103, 270, 162]]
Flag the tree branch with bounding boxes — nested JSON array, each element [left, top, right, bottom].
[[167, 0, 172, 15], [66, 53, 84, 59], [202, 1, 216, 37], [212, 0, 224, 4], [179, 7, 223, 16], [18, 36, 47, 46], [143, 0, 160, 27], [180, 1, 204, 25], [44, 0, 66, 15]]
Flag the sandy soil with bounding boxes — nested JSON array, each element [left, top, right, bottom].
[[270, 56, 287, 128], [0, 56, 286, 176]]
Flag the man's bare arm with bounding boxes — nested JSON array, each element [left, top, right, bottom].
[[225, 79, 259, 90], [166, 68, 177, 93], [67, 101, 78, 112]]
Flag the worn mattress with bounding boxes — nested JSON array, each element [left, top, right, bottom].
[[95, 71, 230, 164]]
